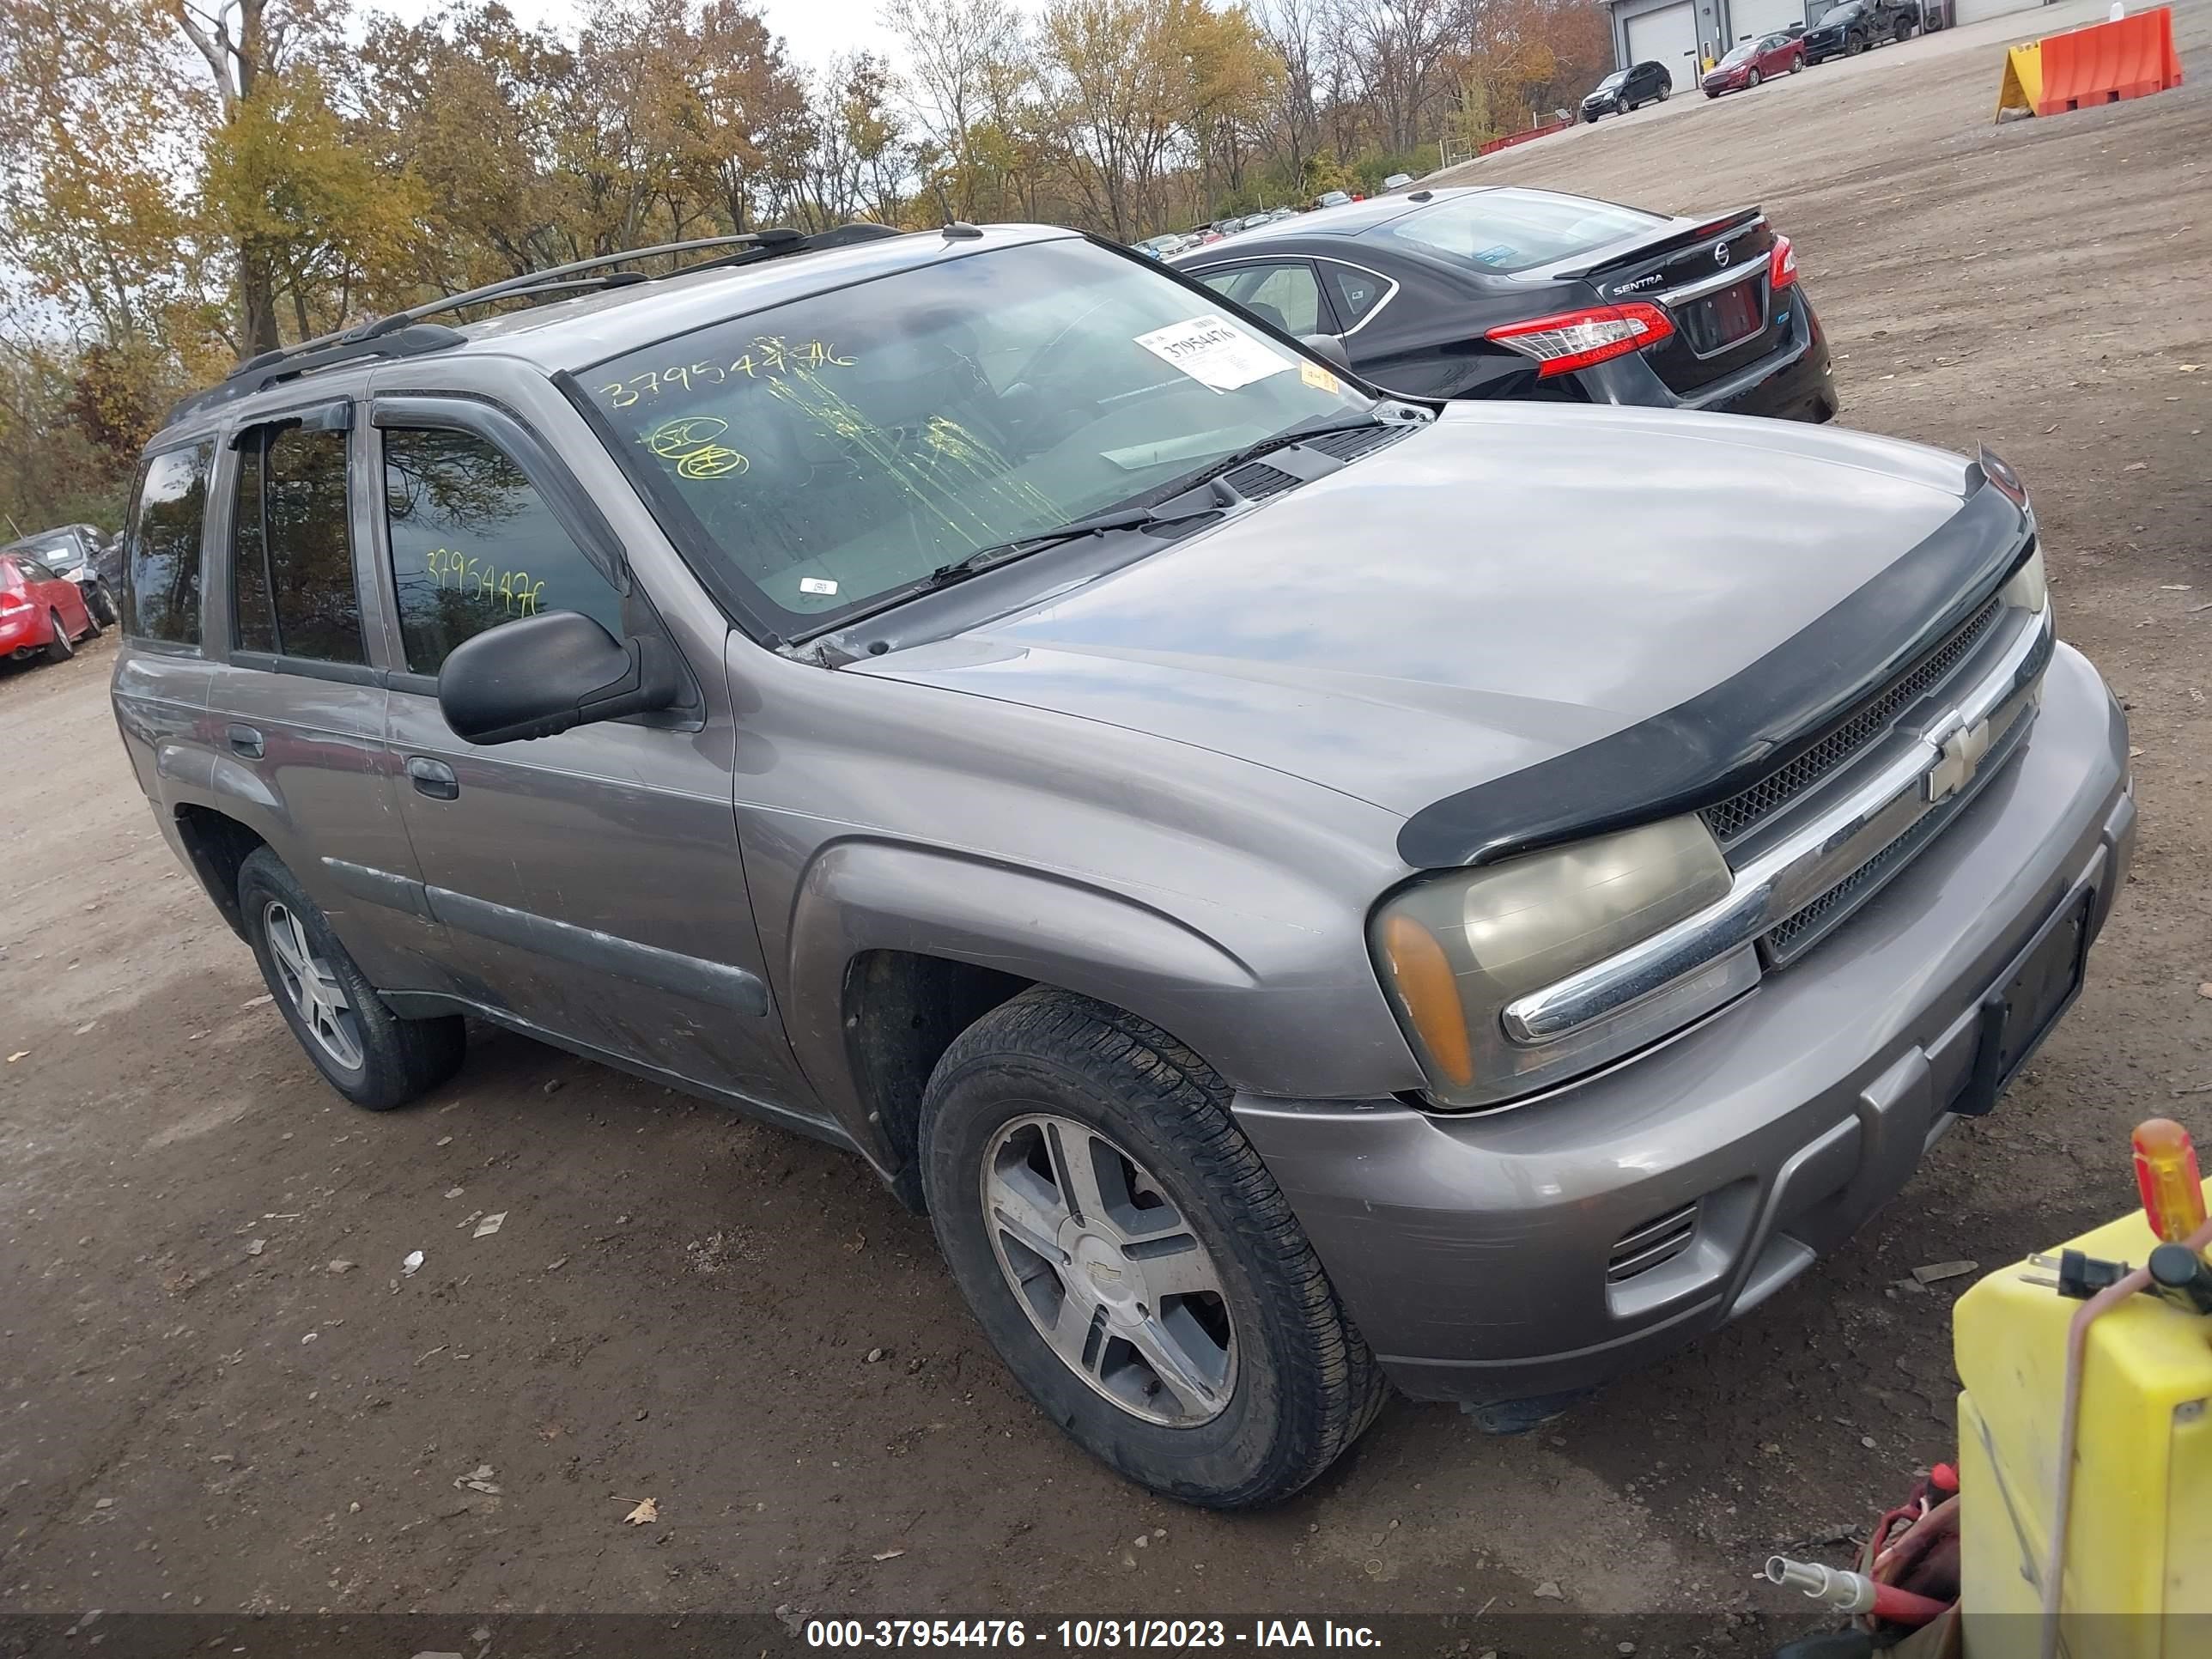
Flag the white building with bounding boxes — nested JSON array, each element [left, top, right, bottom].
[[1602, 0, 2045, 87]]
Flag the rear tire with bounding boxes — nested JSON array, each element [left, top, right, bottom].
[[1790, 53, 1805, 71], [43, 611, 73, 663], [1656, 84, 1669, 101], [237, 848, 466, 1110], [920, 987, 1388, 1508]]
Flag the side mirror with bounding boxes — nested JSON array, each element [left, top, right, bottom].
[[437, 610, 682, 744], [1300, 332, 1352, 371]]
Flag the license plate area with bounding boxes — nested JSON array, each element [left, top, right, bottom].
[[1680, 276, 1766, 356], [1955, 890, 2095, 1116]]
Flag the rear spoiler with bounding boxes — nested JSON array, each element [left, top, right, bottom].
[[1554, 204, 1766, 283]]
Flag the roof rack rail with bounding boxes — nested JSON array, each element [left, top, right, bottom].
[[168, 222, 906, 426]]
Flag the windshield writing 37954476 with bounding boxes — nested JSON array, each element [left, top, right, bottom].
[[599, 338, 855, 408]]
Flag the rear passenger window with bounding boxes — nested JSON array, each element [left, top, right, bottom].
[[124, 442, 213, 646], [1196, 263, 1326, 337], [381, 427, 623, 675], [230, 426, 367, 665]]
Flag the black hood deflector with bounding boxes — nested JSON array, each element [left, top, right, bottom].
[[1395, 465, 2032, 869]]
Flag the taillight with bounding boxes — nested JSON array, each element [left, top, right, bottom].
[[1486, 301, 1675, 379], [0, 592, 31, 617], [1768, 233, 1797, 290]]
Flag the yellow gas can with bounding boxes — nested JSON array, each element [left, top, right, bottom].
[[1954, 1187, 2212, 1657]]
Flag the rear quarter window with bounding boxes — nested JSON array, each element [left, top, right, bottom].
[[1373, 190, 1668, 275], [124, 441, 215, 646]]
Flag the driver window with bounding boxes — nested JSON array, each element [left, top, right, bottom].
[[381, 427, 624, 674]]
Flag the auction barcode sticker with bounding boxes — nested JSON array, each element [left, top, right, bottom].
[[1133, 314, 1291, 392]]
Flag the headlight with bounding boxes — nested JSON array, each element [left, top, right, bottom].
[[1371, 816, 1757, 1109], [1999, 544, 2046, 613]]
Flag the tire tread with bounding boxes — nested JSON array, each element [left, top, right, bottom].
[[928, 987, 1386, 1505]]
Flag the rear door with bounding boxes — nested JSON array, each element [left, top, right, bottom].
[[112, 442, 219, 806], [205, 401, 432, 991], [366, 392, 797, 1106]]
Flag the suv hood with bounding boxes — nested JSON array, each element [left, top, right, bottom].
[[861, 402, 1981, 827]]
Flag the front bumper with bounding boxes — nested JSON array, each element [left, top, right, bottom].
[[1234, 642, 2132, 1406]]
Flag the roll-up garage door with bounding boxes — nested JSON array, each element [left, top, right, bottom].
[[1731, 0, 1807, 43], [1626, 2, 1702, 91]]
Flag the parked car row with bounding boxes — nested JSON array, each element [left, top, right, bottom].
[[1136, 207, 1304, 260], [1, 523, 118, 670], [1584, 1, 1928, 119]]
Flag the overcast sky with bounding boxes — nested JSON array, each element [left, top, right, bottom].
[[368, 0, 1039, 81]]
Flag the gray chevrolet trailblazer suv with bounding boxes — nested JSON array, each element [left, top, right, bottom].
[[112, 223, 2134, 1508]]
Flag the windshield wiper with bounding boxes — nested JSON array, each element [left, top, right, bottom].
[[926, 500, 1223, 587], [1187, 414, 1396, 483], [927, 414, 1402, 589]]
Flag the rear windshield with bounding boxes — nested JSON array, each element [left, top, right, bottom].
[[1371, 188, 1668, 275]]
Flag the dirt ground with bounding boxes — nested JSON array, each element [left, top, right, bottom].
[[3, 5, 2209, 1651]]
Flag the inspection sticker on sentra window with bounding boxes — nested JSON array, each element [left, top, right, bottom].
[[1134, 313, 1291, 392]]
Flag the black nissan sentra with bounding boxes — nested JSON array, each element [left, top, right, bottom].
[[1176, 185, 1838, 422]]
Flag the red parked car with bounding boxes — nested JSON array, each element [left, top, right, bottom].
[[1703, 31, 1806, 95], [0, 551, 100, 665]]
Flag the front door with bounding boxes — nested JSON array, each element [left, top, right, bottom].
[[366, 398, 796, 1105]]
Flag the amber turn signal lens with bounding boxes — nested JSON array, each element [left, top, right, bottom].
[[1382, 914, 1474, 1087]]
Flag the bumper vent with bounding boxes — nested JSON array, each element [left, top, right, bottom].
[[1703, 590, 2008, 847], [1607, 1202, 1699, 1283]]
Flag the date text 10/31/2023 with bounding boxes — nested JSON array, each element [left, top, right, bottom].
[[801, 1620, 1382, 1650]]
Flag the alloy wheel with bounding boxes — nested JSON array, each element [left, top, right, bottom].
[[981, 1113, 1237, 1426], [263, 899, 366, 1072]]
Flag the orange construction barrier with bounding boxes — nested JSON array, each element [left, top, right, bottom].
[[2033, 5, 2185, 118]]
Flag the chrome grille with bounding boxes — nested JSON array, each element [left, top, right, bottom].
[[1703, 592, 2008, 847], [1607, 1202, 1699, 1283], [1762, 705, 2035, 964]]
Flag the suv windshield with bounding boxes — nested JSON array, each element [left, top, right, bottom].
[[1372, 188, 1667, 274], [1595, 71, 1627, 90], [592, 237, 1368, 634]]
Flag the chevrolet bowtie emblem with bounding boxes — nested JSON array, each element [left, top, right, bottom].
[[1923, 716, 1992, 804]]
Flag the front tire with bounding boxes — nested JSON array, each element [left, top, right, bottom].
[[920, 988, 1386, 1508], [1748, 68, 1763, 87], [237, 848, 465, 1109]]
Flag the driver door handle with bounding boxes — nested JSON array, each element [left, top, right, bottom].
[[406, 756, 459, 800]]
